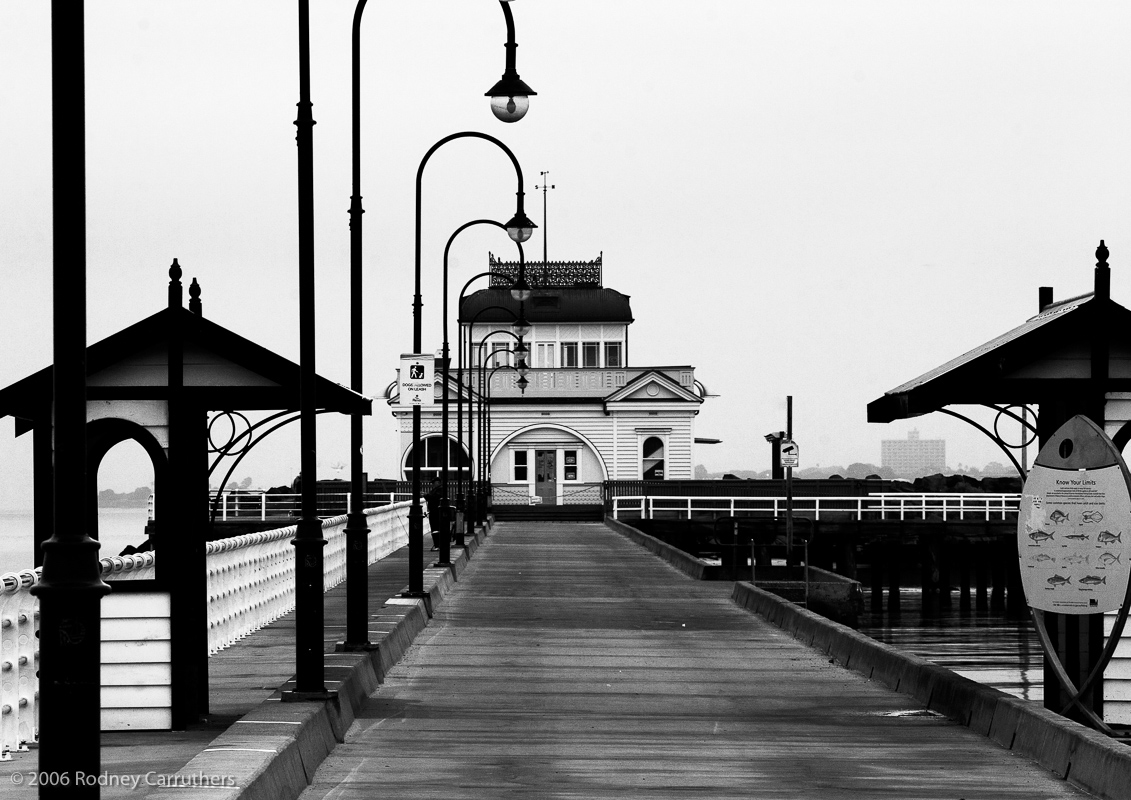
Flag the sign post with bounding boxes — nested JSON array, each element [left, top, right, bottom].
[[1018, 415, 1131, 731]]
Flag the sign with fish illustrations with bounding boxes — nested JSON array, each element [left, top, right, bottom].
[[1019, 416, 1131, 614]]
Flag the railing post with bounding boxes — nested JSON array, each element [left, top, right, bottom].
[[261, 493, 267, 520], [222, 492, 228, 522]]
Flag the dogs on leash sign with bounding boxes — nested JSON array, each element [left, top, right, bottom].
[[399, 354, 434, 407]]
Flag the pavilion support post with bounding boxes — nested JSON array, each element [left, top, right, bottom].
[[886, 542, 900, 615]]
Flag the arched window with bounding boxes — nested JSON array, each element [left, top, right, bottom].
[[642, 436, 665, 480], [402, 436, 471, 481]]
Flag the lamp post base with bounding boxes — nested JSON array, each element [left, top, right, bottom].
[[399, 590, 433, 618], [281, 689, 337, 703], [334, 640, 379, 653]]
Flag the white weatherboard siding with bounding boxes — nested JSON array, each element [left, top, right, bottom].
[[101, 591, 173, 731], [610, 409, 696, 480]]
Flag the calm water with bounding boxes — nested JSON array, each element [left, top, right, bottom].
[[857, 589, 1043, 702], [0, 507, 151, 575]]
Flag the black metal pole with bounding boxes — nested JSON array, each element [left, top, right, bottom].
[[446, 241, 513, 552], [34, 5, 110, 795], [288, 0, 329, 697], [341, 0, 372, 651], [408, 131, 530, 594], [457, 270, 519, 539]]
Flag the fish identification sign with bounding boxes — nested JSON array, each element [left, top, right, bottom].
[[399, 353, 435, 407], [1018, 416, 1131, 614]]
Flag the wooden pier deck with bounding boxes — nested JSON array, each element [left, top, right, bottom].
[[298, 521, 1094, 800]]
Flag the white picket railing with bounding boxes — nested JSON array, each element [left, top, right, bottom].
[[0, 501, 421, 759], [610, 493, 1021, 521], [205, 502, 417, 654]]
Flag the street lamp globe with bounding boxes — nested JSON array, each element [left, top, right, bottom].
[[504, 211, 536, 243], [489, 93, 530, 123], [512, 312, 532, 338]]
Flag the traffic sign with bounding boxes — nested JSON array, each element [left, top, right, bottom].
[[399, 353, 435, 407], [780, 440, 799, 469]]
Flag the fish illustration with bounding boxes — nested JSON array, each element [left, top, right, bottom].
[[1082, 511, 1104, 523], [1049, 510, 1070, 524], [1028, 529, 1054, 544], [1099, 552, 1123, 567], [1062, 554, 1089, 566], [1030, 553, 1056, 564], [1064, 533, 1090, 541], [1047, 574, 1072, 587], [1079, 575, 1107, 586], [1098, 530, 1123, 545]]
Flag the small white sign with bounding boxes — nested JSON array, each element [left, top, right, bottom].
[[780, 440, 799, 469], [399, 353, 435, 407]]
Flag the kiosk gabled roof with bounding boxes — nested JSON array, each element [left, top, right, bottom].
[[0, 304, 370, 428], [867, 290, 1131, 423]]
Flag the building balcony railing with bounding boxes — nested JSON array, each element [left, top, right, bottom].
[[464, 366, 696, 399]]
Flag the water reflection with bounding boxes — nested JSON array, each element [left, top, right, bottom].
[[856, 588, 1043, 702]]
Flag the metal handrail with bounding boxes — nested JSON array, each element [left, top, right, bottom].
[[609, 493, 1022, 521]]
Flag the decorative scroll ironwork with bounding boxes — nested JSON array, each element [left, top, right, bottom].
[[935, 403, 1037, 478], [488, 252, 602, 288], [206, 409, 335, 523]]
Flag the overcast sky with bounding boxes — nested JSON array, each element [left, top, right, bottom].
[[2, 2, 1131, 505]]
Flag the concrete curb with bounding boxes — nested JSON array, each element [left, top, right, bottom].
[[730, 581, 1131, 800], [147, 527, 490, 800], [604, 517, 710, 580]]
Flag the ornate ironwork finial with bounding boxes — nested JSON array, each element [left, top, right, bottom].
[[1095, 239, 1111, 302], [189, 277, 202, 315], [168, 258, 183, 308]]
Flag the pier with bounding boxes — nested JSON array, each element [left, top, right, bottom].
[[4, 517, 1129, 798]]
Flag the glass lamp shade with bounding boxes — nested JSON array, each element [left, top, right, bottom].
[[516, 358, 530, 378], [490, 94, 530, 123], [504, 210, 536, 244], [512, 316, 532, 338], [517, 375, 529, 393], [510, 277, 532, 303], [513, 339, 529, 357]]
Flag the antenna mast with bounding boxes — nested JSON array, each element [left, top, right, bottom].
[[536, 171, 555, 263]]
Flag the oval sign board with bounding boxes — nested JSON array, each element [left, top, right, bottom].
[[1018, 416, 1131, 614]]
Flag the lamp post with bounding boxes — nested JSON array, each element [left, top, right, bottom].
[[342, 0, 533, 648], [34, 5, 111, 792], [478, 359, 529, 504], [460, 298, 520, 536], [286, 0, 330, 699], [406, 131, 534, 597], [486, 0, 537, 122], [442, 234, 524, 560]]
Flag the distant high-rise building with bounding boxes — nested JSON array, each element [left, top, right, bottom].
[[881, 429, 946, 477]]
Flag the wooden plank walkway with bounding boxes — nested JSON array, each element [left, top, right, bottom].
[[299, 521, 1095, 800]]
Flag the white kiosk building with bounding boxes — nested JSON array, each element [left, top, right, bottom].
[[388, 254, 710, 509]]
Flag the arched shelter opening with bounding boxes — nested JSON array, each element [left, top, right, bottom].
[[86, 418, 167, 560]]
